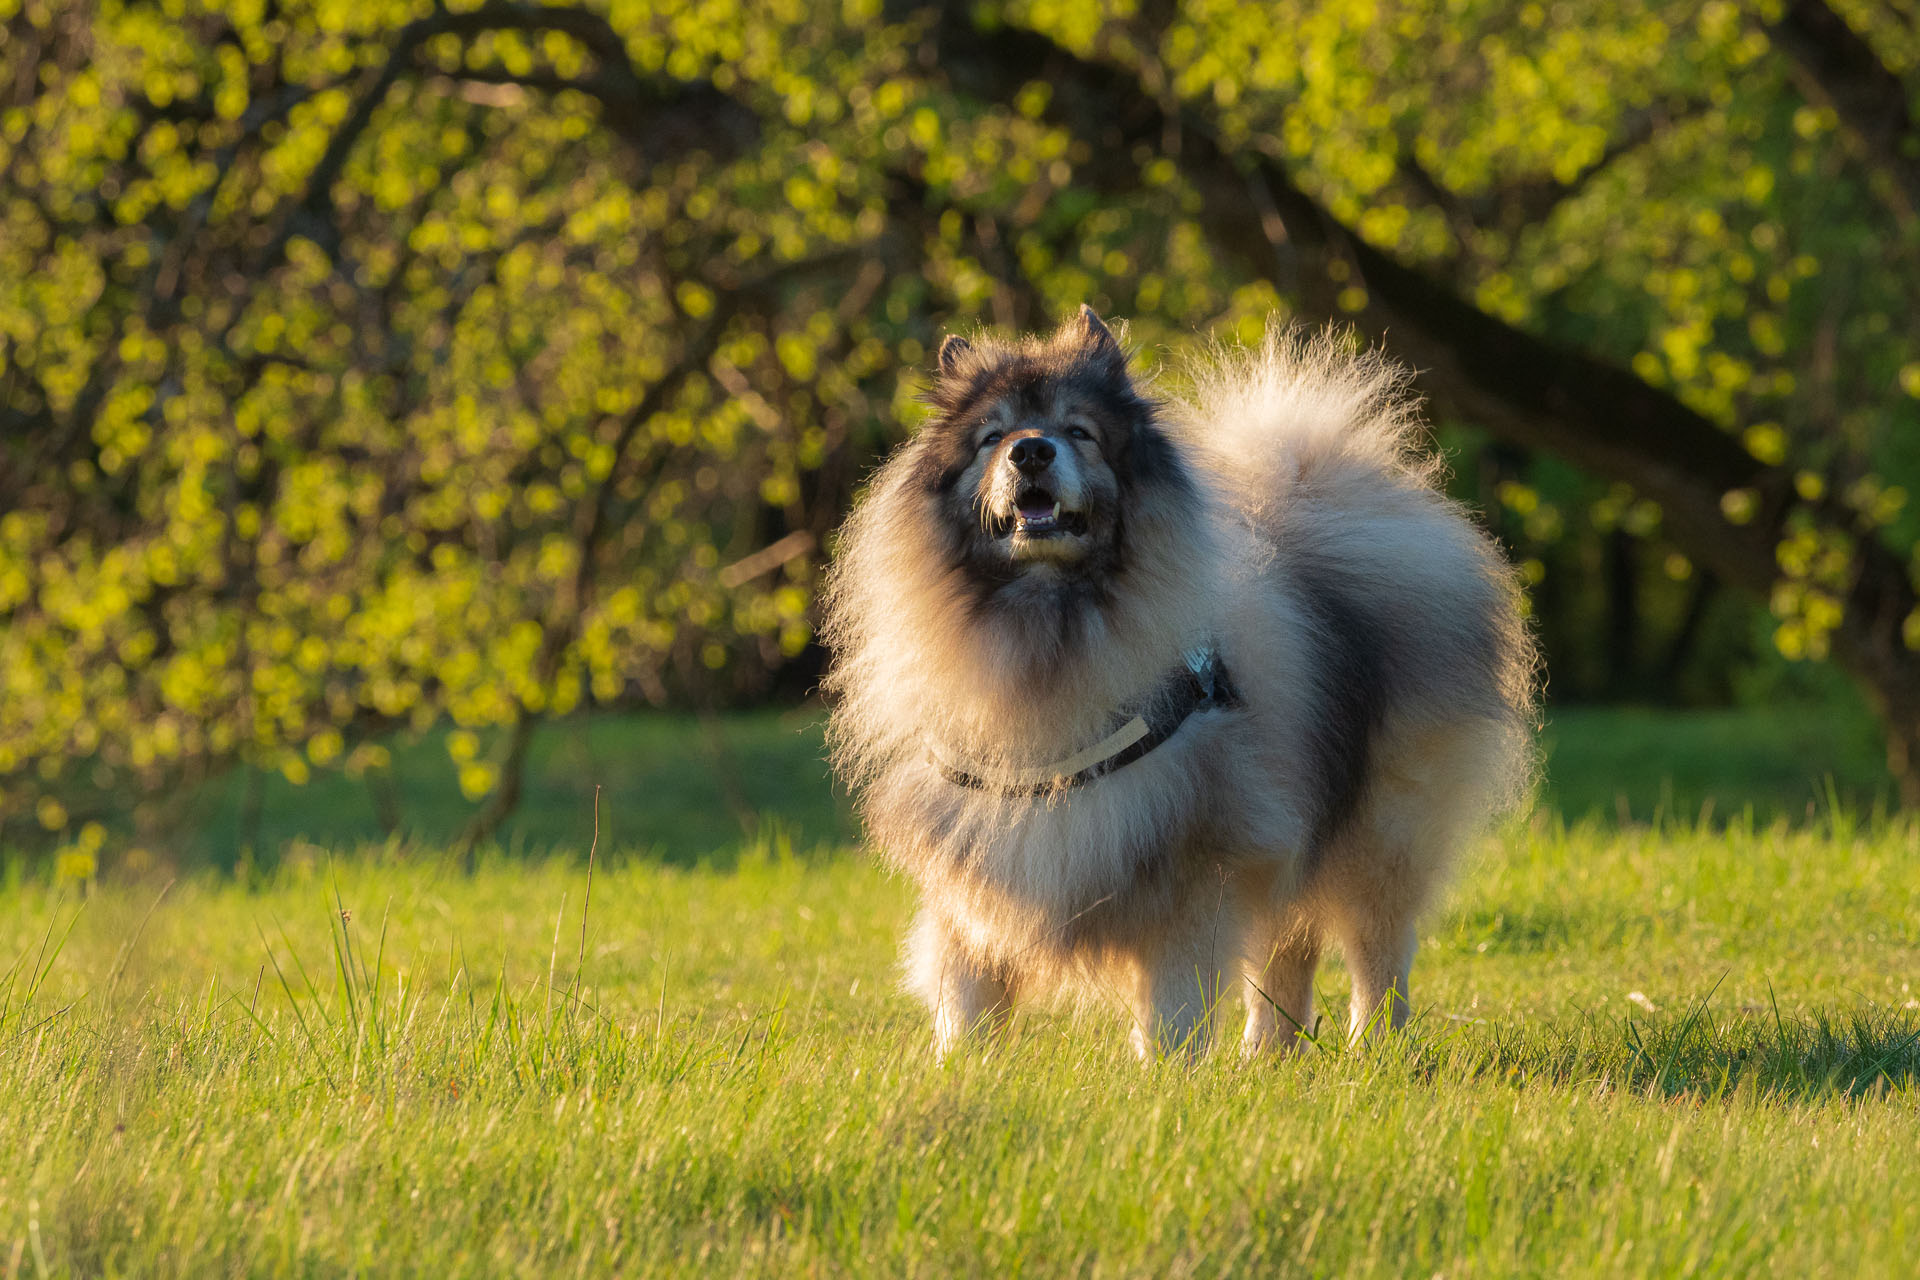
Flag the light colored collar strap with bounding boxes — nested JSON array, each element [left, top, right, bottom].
[[930, 646, 1242, 796]]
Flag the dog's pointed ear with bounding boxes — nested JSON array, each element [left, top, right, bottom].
[[1073, 304, 1127, 377], [937, 334, 972, 377]]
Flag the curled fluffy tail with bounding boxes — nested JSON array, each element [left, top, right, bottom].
[[1172, 326, 1541, 813], [1170, 329, 1441, 529]]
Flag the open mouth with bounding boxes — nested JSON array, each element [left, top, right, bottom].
[[992, 485, 1089, 540]]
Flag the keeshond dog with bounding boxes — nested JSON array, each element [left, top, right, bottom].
[[822, 308, 1535, 1060]]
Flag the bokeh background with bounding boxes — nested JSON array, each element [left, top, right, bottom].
[[5, 0, 1919, 872]]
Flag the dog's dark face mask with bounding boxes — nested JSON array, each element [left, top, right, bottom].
[[907, 307, 1192, 603]]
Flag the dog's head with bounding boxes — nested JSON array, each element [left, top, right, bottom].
[[906, 307, 1190, 593]]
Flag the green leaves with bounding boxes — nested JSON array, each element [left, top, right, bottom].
[[7, 0, 1920, 851]]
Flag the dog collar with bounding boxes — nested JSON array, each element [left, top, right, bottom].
[[931, 646, 1242, 796]]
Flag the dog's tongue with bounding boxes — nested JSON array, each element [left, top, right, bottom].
[[1018, 496, 1056, 521]]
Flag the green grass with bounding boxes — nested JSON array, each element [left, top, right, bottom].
[[4, 810, 1919, 1277], [5, 703, 1913, 1275], [1538, 701, 1894, 825], [178, 701, 1891, 870], [187, 708, 854, 870]]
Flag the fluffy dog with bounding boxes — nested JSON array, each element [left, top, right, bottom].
[[822, 308, 1535, 1059]]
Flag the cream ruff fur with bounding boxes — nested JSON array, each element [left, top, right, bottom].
[[822, 320, 1538, 1060]]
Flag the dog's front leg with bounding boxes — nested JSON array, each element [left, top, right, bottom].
[[1242, 909, 1321, 1057], [1129, 932, 1230, 1062], [907, 912, 1014, 1060]]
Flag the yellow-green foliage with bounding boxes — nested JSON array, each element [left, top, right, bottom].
[[6, 1, 1920, 851]]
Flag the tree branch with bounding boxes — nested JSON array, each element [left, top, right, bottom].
[[912, 3, 1920, 792], [1402, 102, 1701, 257], [262, 0, 757, 270], [917, 7, 1780, 579], [1772, 0, 1920, 223]]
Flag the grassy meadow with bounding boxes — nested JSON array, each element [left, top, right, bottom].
[[4, 707, 1919, 1276], [179, 699, 1897, 869]]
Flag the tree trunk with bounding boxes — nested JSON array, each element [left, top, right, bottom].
[[1604, 530, 1641, 699], [1832, 555, 1920, 807], [456, 716, 536, 866], [1658, 572, 1719, 699], [366, 766, 403, 839]]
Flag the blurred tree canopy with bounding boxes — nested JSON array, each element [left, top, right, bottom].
[[6, 0, 1920, 860]]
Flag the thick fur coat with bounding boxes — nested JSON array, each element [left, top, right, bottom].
[[822, 310, 1536, 1058]]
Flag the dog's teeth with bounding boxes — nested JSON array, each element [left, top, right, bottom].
[[1052, 502, 1062, 520]]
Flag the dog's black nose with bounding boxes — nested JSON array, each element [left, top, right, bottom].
[[1008, 437, 1055, 473]]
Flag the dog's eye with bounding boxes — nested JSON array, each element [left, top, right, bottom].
[[980, 431, 1003, 448], [1067, 425, 1093, 441]]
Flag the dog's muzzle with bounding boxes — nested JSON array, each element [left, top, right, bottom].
[[983, 437, 1090, 549]]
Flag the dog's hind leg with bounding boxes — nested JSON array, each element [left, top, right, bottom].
[[908, 912, 1014, 1060], [1242, 907, 1320, 1056], [1333, 906, 1416, 1043], [1320, 868, 1419, 1043], [1324, 721, 1509, 1043]]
